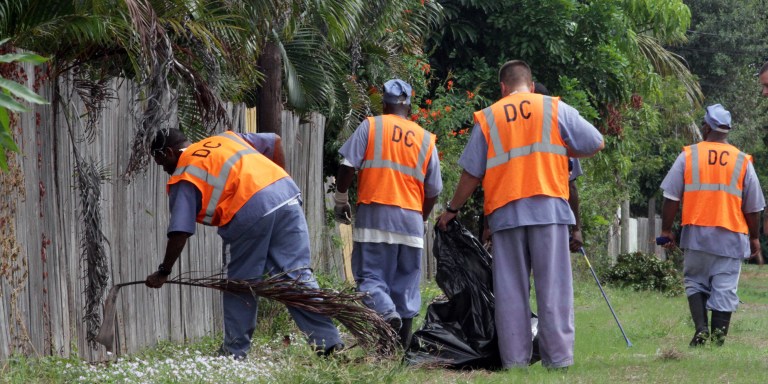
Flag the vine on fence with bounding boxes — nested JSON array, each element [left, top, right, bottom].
[[0, 56, 32, 354]]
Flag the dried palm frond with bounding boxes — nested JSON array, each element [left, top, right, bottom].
[[72, 74, 116, 142], [95, 272, 398, 356], [75, 157, 110, 349]]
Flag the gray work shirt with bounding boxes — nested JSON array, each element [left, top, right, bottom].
[[459, 97, 603, 233], [660, 150, 765, 258]]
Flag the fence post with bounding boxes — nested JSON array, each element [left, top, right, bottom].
[[620, 200, 630, 254]]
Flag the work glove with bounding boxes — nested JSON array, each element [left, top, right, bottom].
[[333, 191, 352, 225]]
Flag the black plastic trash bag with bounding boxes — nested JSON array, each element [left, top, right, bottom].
[[404, 220, 539, 369]]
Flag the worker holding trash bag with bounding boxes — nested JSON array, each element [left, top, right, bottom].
[[438, 60, 603, 370], [659, 104, 764, 347], [481, 82, 585, 253], [145, 128, 343, 359], [334, 79, 443, 348]]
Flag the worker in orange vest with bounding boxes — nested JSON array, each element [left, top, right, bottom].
[[145, 129, 342, 359], [659, 104, 764, 347], [438, 60, 604, 370], [482, 82, 584, 252], [334, 79, 443, 348]]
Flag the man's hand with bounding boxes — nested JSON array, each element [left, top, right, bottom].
[[481, 225, 491, 245], [569, 228, 583, 252], [333, 191, 352, 225], [437, 211, 457, 231], [145, 271, 169, 288], [749, 238, 763, 265], [658, 230, 676, 249]]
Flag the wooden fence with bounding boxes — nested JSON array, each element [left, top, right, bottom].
[[606, 211, 664, 260], [0, 69, 346, 362]]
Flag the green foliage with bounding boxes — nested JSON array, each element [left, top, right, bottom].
[[674, 1, 768, 192], [557, 75, 599, 122], [0, 38, 48, 171], [431, 0, 693, 109], [677, 0, 768, 94], [410, 75, 488, 203], [424, 1, 697, 247], [6, 266, 768, 383], [603, 251, 684, 297]]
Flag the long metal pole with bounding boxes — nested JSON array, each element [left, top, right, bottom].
[[579, 247, 633, 347]]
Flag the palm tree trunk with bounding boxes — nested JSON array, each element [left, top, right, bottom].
[[257, 41, 282, 134]]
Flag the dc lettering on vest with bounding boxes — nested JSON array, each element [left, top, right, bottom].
[[168, 131, 288, 226], [358, 115, 436, 212], [682, 142, 749, 234], [475, 93, 569, 215]]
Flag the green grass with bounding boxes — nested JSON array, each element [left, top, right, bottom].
[[3, 265, 767, 383]]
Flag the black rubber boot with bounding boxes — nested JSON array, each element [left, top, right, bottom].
[[687, 293, 709, 347], [398, 318, 413, 349], [710, 310, 732, 347]]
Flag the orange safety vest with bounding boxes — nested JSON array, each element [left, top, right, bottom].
[[357, 115, 436, 212], [682, 142, 750, 234], [168, 131, 288, 226], [475, 93, 569, 215]]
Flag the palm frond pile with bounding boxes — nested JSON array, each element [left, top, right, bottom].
[[95, 273, 398, 356]]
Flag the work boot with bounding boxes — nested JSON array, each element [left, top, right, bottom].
[[398, 318, 413, 349], [687, 293, 709, 347], [386, 315, 402, 332], [316, 342, 345, 357], [710, 310, 732, 347], [217, 345, 246, 361]]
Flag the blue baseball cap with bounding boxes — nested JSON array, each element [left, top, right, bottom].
[[382, 79, 412, 105], [704, 104, 732, 133]]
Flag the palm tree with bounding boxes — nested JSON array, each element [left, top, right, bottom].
[[0, 0, 268, 347], [251, 0, 443, 137]]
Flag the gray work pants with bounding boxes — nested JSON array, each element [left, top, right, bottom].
[[221, 201, 341, 358], [492, 224, 574, 369]]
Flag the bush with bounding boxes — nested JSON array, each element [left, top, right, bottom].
[[603, 252, 684, 297]]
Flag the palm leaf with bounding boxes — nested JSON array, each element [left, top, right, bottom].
[[636, 33, 703, 109], [0, 77, 48, 104], [96, 272, 399, 356], [0, 52, 48, 64], [280, 27, 343, 111]]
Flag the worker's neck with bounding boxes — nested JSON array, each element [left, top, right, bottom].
[[503, 85, 532, 96], [383, 106, 409, 117], [704, 132, 729, 143]]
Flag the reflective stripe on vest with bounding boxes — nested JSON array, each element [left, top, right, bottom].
[[485, 96, 567, 170], [359, 116, 431, 182], [172, 132, 260, 225], [681, 143, 749, 234], [684, 144, 746, 197]]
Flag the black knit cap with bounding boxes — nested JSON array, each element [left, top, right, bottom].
[[534, 82, 550, 96], [150, 128, 188, 151]]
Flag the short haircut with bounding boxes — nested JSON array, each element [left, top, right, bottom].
[[498, 60, 533, 87], [150, 128, 188, 151], [760, 61, 768, 76]]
